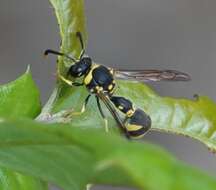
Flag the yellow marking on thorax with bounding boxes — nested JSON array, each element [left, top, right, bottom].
[[84, 64, 100, 85], [126, 124, 143, 131], [96, 86, 103, 93], [126, 109, 135, 117], [109, 81, 117, 94]]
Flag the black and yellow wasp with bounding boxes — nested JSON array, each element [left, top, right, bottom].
[[44, 32, 190, 139]]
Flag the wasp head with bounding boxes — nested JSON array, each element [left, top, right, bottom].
[[67, 57, 92, 78]]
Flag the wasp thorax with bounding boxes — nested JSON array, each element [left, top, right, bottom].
[[68, 57, 92, 77]]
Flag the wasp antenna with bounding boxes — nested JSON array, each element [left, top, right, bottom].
[[76, 32, 84, 49], [76, 31, 85, 58], [44, 49, 64, 57], [43, 49, 77, 62], [44, 49, 51, 56], [44, 50, 50, 58]]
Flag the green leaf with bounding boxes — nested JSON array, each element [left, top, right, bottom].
[[115, 81, 216, 153], [0, 167, 47, 190], [39, 0, 216, 189], [0, 119, 215, 190], [44, 0, 216, 153], [43, 80, 216, 153], [39, 0, 87, 118], [0, 67, 41, 119], [0, 68, 45, 189], [49, 0, 87, 72]]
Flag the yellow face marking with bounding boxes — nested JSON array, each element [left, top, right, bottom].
[[84, 64, 99, 85], [126, 109, 135, 117], [126, 124, 142, 132], [108, 84, 113, 90]]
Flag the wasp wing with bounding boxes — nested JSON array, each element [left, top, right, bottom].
[[97, 92, 130, 139], [115, 69, 191, 82]]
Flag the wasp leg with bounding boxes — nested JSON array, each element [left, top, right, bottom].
[[96, 97, 109, 132], [72, 94, 91, 116], [86, 184, 93, 190], [58, 74, 83, 86]]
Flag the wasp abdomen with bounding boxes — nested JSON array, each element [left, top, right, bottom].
[[110, 96, 133, 114], [110, 96, 151, 138], [110, 96, 134, 116], [125, 109, 151, 139]]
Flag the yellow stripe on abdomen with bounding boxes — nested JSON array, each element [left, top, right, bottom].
[[126, 124, 143, 131], [126, 124, 145, 139]]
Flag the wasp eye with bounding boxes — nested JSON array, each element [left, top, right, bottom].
[[68, 58, 92, 78], [77, 67, 82, 72]]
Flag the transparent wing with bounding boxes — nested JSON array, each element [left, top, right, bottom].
[[115, 69, 191, 82], [97, 92, 130, 139]]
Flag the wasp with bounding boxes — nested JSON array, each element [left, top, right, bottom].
[[44, 32, 190, 139]]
